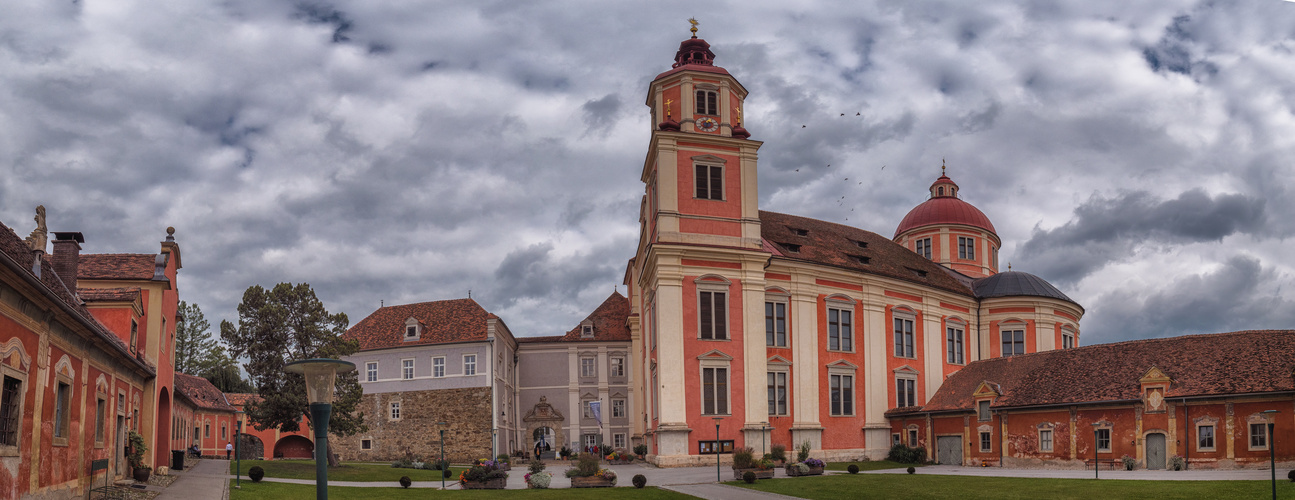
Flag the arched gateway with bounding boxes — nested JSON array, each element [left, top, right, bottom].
[[523, 396, 565, 459]]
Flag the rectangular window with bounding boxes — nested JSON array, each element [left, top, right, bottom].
[[95, 398, 106, 444], [0, 377, 19, 447], [830, 374, 854, 415], [1063, 334, 1074, 349], [614, 433, 626, 449], [1001, 330, 1025, 357], [464, 355, 476, 376], [958, 236, 975, 259], [204, 422, 210, 438], [698, 440, 734, 454], [915, 238, 931, 259], [583, 401, 593, 419], [405, 326, 417, 338], [908, 429, 918, 446], [1251, 423, 1269, 449], [432, 357, 446, 378], [695, 90, 718, 115], [584, 434, 598, 449], [892, 434, 901, 446], [366, 362, 378, 382], [1096, 428, 1111, 452], [767, 372, 788, 416], [53, 381, 70, 440], [765, 301, 787, 347], [980, 431, 992, 452], [828, 306, 853, 351], [612, 399, 626, 418], [694, 165, 724, 200], [978, 400, 991, 421], [581, 357, 596, 378], [896, 378, 916, 408], [893, 317, 914, 358], [130, 320, 138, 352], [610, 357, 625, 377], [947, 326, 965, 364], [361, 439, 372, 450], [702, 367, 729, 415], [390, 402, 401, 420], [1039, 429, 1054, 452], [402, 359, 415, 380], [699, 291, 727, 339], [221, 424, 227, 440], [1198, 425, 1215, 450]]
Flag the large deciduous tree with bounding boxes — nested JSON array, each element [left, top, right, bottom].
[[220, 282, 365, 465]]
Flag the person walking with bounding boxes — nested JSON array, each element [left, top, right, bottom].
[[226, 442, 233, 460]]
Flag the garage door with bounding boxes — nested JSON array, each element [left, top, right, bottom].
[[937, 436, 962, 465]]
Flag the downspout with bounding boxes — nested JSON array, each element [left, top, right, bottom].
[[976, 299, 983, 361], [489, 336, 497, 458], [1182, 398, 1189, 470]]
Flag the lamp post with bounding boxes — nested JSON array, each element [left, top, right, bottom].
[[712, 416, 723, 483], [284, 358, 355, 500], [760, 422, 769, 458], [234, 410, 244, 489], [1263, 410, 1279, 500], [1091, 423, 1101, 480], [437, 421, 449, 490]]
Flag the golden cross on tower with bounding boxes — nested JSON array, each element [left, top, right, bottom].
[[733, 106, 742, 126], [941, 158, 946, 176], [689, 17, 699, 38], [665, 98, 673, 118]]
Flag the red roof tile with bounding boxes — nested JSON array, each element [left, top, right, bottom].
[[174, 372, 236, 412], [344, 298, 490, 351], [78, 287, 141, 302], [78, 254, 156, 280], [517, 292, 631, 344], [903, 330, 1295, 415], [224, 393, 260, 407]]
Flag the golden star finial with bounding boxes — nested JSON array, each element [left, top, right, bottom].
[[689, 18, 699, 38]]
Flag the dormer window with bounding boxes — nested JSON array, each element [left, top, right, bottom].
[[580, 320, 594, 339], [780, 243, 801, 253], [789, 227, 809, 237], [403, 318, 421, 341]]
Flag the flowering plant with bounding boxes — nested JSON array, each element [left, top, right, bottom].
[[460, 459, 508, 483], [596, 468, 617, 484], [803, 458, 825, 468], [525, 471, 552, 489]]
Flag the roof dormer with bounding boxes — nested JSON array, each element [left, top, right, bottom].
[[580, 319, 594, 339], [403, 317, 422, 341]]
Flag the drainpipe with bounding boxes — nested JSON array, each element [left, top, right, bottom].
[[1182, 399, 1189, 470], [975, 300, 982, 361]]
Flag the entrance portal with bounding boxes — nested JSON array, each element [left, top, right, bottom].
[[533, 427, 556, 458], [1146, 433, 1166, 470], [937, 436, 963, 465]]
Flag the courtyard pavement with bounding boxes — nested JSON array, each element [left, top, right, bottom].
[[866, 464, 1289, 481], [156, 458, 229, 500]]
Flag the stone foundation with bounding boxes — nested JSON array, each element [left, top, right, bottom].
[[332, 387, 493, 463]]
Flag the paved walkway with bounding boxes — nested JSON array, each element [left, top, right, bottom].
[[157, 459, 229, 500], [864, 464, 1289, 481]]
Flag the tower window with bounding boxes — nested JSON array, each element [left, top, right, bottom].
[[958, 236, 976, 260], [695, 165, 723, 200], [695, 90, 717, 115], [915, 238, 931, 259]]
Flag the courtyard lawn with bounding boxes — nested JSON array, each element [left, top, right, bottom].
[[731, 474, 1292, 500], [229, 480, 699, 499], [230, 459, 465, 482], [825, 460, 922, 471]]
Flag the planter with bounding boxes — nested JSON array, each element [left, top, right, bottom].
[[497, 463, 511, 471], [132, 467, 152, 482], [570, 476, 615, 488], [785, 465, 824, 477], [733, 468, 776, 480], [609, 459, 634, 465], [460, 477, 507, 489]]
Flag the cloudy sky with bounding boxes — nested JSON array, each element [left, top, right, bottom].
[[4, 0, 1295, 346]]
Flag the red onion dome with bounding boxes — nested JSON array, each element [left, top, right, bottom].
[[894, 174, 997, 238]]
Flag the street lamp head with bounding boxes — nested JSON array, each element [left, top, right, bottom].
[[284, 358, 356, 405]]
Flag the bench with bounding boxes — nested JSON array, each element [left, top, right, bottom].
[[87, 459, 129, 500], [1084, 459, 1121, 470]]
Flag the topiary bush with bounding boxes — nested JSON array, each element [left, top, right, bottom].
[[248, 466, 264, 483], [399, 476, 411, 488], [634, 444, 649, 457], [847, 464, 859, 474], [1288, 469, 1295, 482], [906, 466, 915, 474], [743, 470, 757, 483], [731, 447, 756, 470], [632, 474, 647, 488], [442, 468, 452, 479]]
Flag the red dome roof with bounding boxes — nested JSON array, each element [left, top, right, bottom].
[[895, 197, 997, 238]]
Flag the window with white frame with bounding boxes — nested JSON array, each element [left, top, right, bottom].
[[581, 323, 594, 338], [613, 433, 626, 449], [915, 238, 932, 259], [701, 366, 729, 415], [1001, 327, 1025, 357], [947, 324, 965, 364], [94, 397, 106, 445], [0, 375, 22, 449], [698, 287, 728, 340], [830, 373, 854, 416], [580, 357, 596, 378], [893, 313, 915, 358], [1250, 422, 1269, 450], [892, 434, 901, 446], [980, 431, 992, 452], [1096, 427, 1111, 452], [978, 400, 991, 421], [432, 357, 446, 378], [361, 439, 372, 450], [695, 164, 724, 200], [908, 427, 918, 447], [895, 376, 916, 408], [1038, 424, 1054, 452], [583, 400, 594, 419], [583, 434, 599, 450], [767, 371, 788, 416], [401, 359, 414, 380], [1062, 328, 1076, 349], [404, 317, 420, 340], [366, 362, 378, 382], [221, 424, 227, 440], [695, 90, 718, 115], [958, 236, 975, 259], [612, 399, 626, 418], [610, 357, 625, 377], [53, 379, 71, 442], [765, 298, 787, 347], [1198, 423, 1216, 451], [389, 401, 401, 420], [827, 301, 853, 351], [204, 421, 210, 438], [463, 355, 476, 376]]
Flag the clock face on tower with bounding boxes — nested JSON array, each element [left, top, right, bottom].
[[696, 117, 719, 132]]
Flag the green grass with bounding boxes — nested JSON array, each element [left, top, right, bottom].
[[230, 459, 465, 481], [229, 480, 698, 499], [731, 473, 1294, 499], [825, 460, 921, 471]]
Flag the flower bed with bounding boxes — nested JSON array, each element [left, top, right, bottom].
[[786, 459, 825, 477], [571, 475, 615, 488], [458, 459, 508, 489], [565, 453, 617, 488]]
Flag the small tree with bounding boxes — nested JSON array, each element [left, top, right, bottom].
[[127, 430, 149, 470]]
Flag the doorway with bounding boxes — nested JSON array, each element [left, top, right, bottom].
[[1146, 433, 1166, 470], [116, 416, 126, 476], [937, 436, 963, 465]]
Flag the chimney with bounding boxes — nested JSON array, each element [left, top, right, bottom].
[[51, 232, 84, 295]]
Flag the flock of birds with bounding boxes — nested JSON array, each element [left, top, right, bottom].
[[787, 111, 892, 222]]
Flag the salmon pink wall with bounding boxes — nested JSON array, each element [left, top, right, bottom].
[[681, 276, 745, 454]]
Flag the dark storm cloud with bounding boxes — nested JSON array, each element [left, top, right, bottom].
[[294, 3, 354, 43], [581, 94, 621, 136], [492, 241, 624, 310], [1017, 189, 1266, 284]]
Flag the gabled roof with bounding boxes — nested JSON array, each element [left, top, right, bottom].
[[902, 330, 1295, 415], [344, 298, 491, 351], [78, 254, 158, 280], [517, 291, 631, 344], [758, 211, 975, 297], [174, 372, 236, 412]]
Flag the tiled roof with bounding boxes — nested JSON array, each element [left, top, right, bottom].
[[174, 373, 236, 412], [901, 330, 1295, 415], [79, 287, 141, 302], [972, 271, 1079, 306], [343, 298, 490, 351], [759, 211, 975, 297], [517, 292, 631, 344], [78, 254, 157, 280], [517, 335, 567, 344], [224, 393, 260, 407]]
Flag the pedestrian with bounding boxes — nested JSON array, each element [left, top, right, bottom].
[[226, 442, 233, 460]]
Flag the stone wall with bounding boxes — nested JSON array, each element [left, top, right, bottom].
[[332, 387, 493, 463]]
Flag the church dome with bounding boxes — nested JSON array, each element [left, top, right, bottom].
[[972, 271, 1076, 304], [894, 174, 996, 238]]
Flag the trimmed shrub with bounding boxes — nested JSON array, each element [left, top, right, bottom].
[[634, 444, 649, 457], [743, 470, 757, 483], [1288, 470, 1295, 482], [906, 466, 915, 474], [632, 474, 647, 488], [442, 468, 452, 479], [847, 464, 859, 474], [399, 476, 411, 488], [731, 447, 756, 470], [248, 466, 264, 483]]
